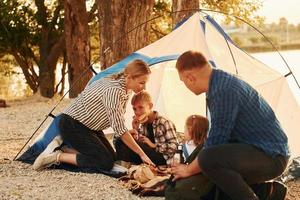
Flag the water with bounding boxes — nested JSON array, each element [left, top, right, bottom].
[[0, 50, 299, 101]]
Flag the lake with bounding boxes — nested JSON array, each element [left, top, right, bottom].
[[0, 49, 299, 102]]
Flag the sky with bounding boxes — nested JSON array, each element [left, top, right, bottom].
[[257, 0, 300, 24]]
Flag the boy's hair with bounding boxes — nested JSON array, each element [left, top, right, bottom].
[[131, 90, 152, 105], [185, 114, 209, 146], [176, 51, 208, 72]]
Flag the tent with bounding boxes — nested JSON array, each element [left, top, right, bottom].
[[17, 12, 300, 162]]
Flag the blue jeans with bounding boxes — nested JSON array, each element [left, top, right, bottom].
[[17, 114, 64, 163], [33, 114, 63, 151]]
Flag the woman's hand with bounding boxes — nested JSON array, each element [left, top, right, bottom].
[[139, 135, 156, 148], [140, 153, 155, 167], [128, 129, 139, 140], [171, 163, 191, 181]]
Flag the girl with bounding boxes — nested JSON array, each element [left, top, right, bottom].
[[182, 115, 209, 162], [33, 59, 155, 171]]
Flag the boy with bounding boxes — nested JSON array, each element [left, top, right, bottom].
[[115, 91, 178, 166]]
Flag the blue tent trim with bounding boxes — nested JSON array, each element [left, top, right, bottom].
[[200, 20, 206, 33], [205, 15, 234, 44], [89, 53, 180, 85], [88, 53, 151, 84]]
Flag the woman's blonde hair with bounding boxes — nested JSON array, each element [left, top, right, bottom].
[[109, 59, 151, 80], [185, 114, 209, 146]]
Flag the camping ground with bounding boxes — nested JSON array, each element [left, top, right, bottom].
[[0, 96, 300, 199]]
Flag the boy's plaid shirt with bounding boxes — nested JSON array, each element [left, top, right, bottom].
[[138, 111, 179, 165]]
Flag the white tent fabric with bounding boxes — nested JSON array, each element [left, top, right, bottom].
[[116, 12, 300, 157]]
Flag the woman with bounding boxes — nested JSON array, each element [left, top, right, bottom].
[[33, 59, 154, 171]]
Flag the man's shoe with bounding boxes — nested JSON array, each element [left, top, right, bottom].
[[33, 150, 62, 171], [252, 181, 287, 200], [251, 182, 273, 200], [270, 181, 287, 200]]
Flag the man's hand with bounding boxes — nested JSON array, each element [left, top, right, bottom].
[[171, 163, 191, 181], [139, 135, 156, 148]]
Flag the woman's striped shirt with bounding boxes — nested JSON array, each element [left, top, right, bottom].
[[63, 76, 131, 138]]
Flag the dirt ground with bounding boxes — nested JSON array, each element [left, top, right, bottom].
[[0, 96, 299, 199]]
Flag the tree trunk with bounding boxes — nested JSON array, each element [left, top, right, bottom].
[[172, 0, 199, 25], [38, 35, 65, 98], [98, 0, 155, 69], [64, 0, 92, 98], [35, 0, 65, 98], [11, 51, 38, 93]]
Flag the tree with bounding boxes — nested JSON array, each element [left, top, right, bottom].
[[64, 0, 92, 98], [0, 0, 39, 93], [172, 0, 199, 25], [249, 37, 259, 44], [172, 0, 263, 26], [35, 0, 65, 98], [0, 0, 65, 98], [97, 0, 155, 69], [201, 0, 263, 25]]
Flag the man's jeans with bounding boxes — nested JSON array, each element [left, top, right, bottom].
[[198, 143, 288, 200]]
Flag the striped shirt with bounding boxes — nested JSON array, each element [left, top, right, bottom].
[[64, 76, 131, 138], [205, 69, 290, 157], [138, 111, 178, 164]]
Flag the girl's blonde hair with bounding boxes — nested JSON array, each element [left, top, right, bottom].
[[109, 59, 151, 80], [185, 115, 209, 146]]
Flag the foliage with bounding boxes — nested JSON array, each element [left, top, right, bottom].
[[149, 0, 264, 42], [150, 0, 172, 41], [0, 0, 65, 96], [201, 0, 264, 26], [0, 0, 37, 55], [0, 55, 19, 76]]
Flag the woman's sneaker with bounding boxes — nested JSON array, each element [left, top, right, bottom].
[[33, 150, 62, 170], [33, 136, 63, 170]]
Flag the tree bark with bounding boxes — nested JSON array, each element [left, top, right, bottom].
[[98, 0, 155, 69], [38, 35, 65, 97], [64, 0, 92, 98], [172, 0, 199, 25], [35, 0, 65, 98]]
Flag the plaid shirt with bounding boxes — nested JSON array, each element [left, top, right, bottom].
[[138, 111, 178, 164], [205, 69, 289, 157]]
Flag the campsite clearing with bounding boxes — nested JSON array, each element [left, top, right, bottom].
[[0, 96, 299, 199]]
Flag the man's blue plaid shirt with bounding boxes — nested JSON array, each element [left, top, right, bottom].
[[204, 69, 290, 157]]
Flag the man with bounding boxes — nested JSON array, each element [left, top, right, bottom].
[[115, 90, 178, 166], [171, 51, 289, 200]]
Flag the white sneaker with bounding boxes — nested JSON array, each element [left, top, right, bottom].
[[111, 163, 129, 173], [33, 135, 63, 171], [41, 135, 63, 155], [33, 150, 62, 171]]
